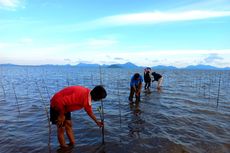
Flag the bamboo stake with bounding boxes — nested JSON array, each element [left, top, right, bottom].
[[99, 66, 105, 144], [35, 81, 51, 153], [117, 80, 122, 143], [0, 67, 6, 101], [0, 80, 6, 101], [42, 78, 51, 100], [216, 73, 221, 108]]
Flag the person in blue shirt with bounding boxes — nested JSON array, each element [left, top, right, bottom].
[[129, 73, 143, 103]]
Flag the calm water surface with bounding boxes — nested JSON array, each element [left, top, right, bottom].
[[0, 66, 229, 153]]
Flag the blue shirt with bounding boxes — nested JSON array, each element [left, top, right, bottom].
[[130, 75, 143, 87]]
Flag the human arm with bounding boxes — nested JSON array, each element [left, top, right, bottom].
[[136, 83, 142, 96], [57, 113, 65, 128], [56, 106, 66, 128], [86, 109, 103, 127], [84, 92, 103, 127]]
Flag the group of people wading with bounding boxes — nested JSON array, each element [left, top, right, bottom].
[[129, 67, 163, 103], [49, 67, 163, 148]]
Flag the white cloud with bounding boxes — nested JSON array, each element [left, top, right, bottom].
[[203, 53, 223, 63], [0, 0, 24, 10], [1, 38, 230, 67], [51, 10, 230, 32], [92, 10, 230, 26]]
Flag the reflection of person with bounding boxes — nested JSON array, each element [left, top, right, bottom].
[[144, 67, 151, 92], [129, 101, 142, 138], [50, 85, 107, 148], [129, 73, 143, 103], [151, 71, 163, 89]]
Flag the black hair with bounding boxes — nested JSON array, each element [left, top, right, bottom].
[[134, 73, 140, 79], [90, 85, 107, 101]]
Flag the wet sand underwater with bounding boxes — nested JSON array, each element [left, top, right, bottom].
[[0, 66, 229, 153]]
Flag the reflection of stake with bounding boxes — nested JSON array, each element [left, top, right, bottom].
[[12, 83, 20, 115]]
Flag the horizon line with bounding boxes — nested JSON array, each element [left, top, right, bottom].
[[1, 62, 230, 69]]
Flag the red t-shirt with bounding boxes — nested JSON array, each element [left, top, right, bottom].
[[50, 86, 92, 115]]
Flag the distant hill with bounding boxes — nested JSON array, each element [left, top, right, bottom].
[[222, 67, 230, 70], [185, 64, 221, 70], [1, 63, 230, 70], [119, 62, 139, 69], [0, 63, 18, 66], [106, 62, 139, 69], [76, 63, 100, 68], [107, 64, 122, 68]]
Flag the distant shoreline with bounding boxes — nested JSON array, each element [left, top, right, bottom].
[[0, 63, 230, 70]]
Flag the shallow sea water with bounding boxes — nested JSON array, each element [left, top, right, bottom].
[[0, 66, 229, 153]]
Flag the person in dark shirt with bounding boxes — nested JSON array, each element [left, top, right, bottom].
[[129, 73, 143, 103], [143, 67, 151, 92], [151, 71, 163, 89]]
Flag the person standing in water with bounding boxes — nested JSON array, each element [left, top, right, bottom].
[[129, 73, 143, 103], [143, 67, 152, 92], [50, 85, 107, 148], [151, 71, 163, 89]]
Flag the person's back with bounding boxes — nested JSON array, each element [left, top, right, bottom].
[[144, 71, 151, 82], [130, 73, 143, 87], [144, 71, 151, 91], [151, 72, 163, 89], [152, 72, 162, 81], [50, 86, 91, 113]]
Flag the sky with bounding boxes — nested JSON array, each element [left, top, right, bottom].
[[0, 0, 230, 68]]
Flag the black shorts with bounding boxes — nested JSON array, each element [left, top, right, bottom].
[[50, 107, 71, 124]]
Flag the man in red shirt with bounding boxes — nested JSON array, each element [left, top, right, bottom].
[[50, 85, 107, 148]]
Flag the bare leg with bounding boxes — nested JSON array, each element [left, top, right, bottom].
[[57, 125, 68, 147], [65, 120, 75, 145], [129, 87, 135, 103], [157, 77, 163, 89]]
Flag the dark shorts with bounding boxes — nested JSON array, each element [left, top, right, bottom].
[[50, 107, 71, 124]]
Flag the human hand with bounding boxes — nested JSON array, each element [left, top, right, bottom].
[[57, 115, 65, 128], [135, 90, 140, 96], [96, 120, 104, 127]]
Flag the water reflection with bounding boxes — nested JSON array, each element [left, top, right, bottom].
[[128, 101, 144, 138], [56, 145, 74, 153], [157, 87, 162, 93]]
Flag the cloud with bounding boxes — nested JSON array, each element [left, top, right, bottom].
[[49, 10, 230, 32], [91, 10, 230, 27], [0, 0, 24, 10], [203, 53, 223, 63], [114, 57, 125, 61], [64, 58, 71, 62]]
